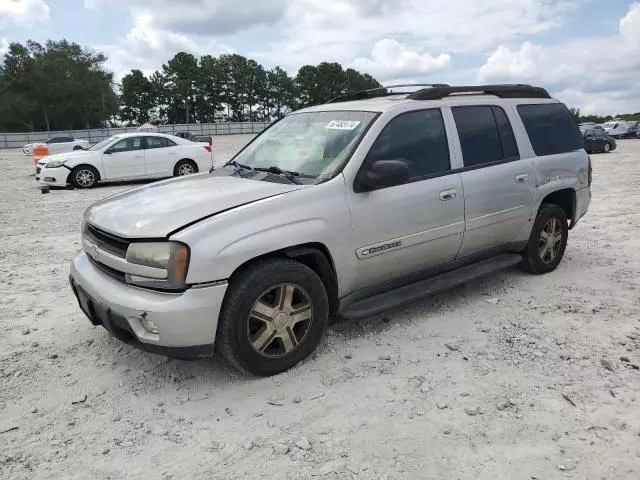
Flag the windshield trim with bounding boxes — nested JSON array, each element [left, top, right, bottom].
[[225, 109, 382, 185]]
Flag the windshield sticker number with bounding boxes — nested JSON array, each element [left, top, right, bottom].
[[325, 120, 361, 130]]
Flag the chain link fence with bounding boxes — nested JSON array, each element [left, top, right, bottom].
[[1, 122, 271, 149]]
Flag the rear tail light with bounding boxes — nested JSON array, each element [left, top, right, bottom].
[[203, 145, 212, 153], [588, 156, 592, 186]]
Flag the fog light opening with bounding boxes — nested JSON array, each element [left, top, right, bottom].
[[140, 315, 159, 334]]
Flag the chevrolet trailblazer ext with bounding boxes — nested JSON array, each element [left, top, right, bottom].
[[70, 84, 591, 376]]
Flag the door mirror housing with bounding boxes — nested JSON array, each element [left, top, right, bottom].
[[357, 159, 410, 192], [104, 149, 113, 154]]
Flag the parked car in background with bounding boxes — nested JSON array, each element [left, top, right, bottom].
[[23, 137, 89, 155], [601, 121, 618, 134], [626, 121, 640, 138], [175, 131, 212, 144], [608, 121, 636, 139], [68, 84, 592, 376], [36, 133, 212, 188], [581, 127, 616, 153]]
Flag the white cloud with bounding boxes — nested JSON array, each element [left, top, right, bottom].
[[0, 0, 49, 23], [255, 0, 576, 70], [84, 0, 105, 9], [351, 39, 451, 81], [101, 13, 234, 79], [0, 37, 9, 56], [477, 3, 640, 114]]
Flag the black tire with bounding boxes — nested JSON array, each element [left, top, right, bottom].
[[603, 143, 611, 153], [216, 258, 329, 376], [174, 159, 198, 177], [70, 165, 99, 189], [521, 203, 569, 274]]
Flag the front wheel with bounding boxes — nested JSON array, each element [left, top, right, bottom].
[[521, 204, 569, 274], [216, 258, 329, 376], [71, 165, 99, 189], [603, 143, 611, 153]]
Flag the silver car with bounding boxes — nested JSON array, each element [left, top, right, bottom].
[[69, 84, 592, 376]]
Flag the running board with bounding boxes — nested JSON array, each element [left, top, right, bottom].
[[341, 253, 522, 320]]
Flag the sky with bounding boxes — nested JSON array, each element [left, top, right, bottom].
[[1, 0, 639, 115]]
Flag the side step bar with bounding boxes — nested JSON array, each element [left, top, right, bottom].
[[341, 253, 522, 320]]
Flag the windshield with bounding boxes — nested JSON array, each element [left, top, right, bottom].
[[602, 122, 616, 129], [88, 136, 120, 151], [230, 111, 378, 180]]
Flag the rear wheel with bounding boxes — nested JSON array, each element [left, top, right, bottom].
[[521, 204, 568, 274], [174, 159, 198, 177], [216, 258, 329, 376], [71, 165, 99, 189]]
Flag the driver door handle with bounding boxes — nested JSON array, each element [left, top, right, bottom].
[[439, 189, 457, 201], [515, 174, 528, 183]]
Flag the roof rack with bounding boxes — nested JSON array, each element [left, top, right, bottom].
[[326, 83, 451, 104], [406, 84, 551, 100]]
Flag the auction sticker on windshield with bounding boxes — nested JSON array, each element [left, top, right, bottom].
[[325, 120, 361, 130]]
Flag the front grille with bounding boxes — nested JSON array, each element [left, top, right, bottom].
[[36, 167, 41, 174], [86, 225, 130, 258], [88, 255, 126, 282]]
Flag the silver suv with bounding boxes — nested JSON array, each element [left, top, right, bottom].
[[69, 84, 592, 376]]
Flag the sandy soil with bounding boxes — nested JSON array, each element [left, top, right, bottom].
[[1, 136, 639, 480]]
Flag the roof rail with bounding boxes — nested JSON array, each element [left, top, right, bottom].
[[406, 84, 551, 100], [326, 83, 451, 104]]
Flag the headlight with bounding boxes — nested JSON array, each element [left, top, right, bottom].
[[46, 159, 67, 168], [125, 242, 190, 291]]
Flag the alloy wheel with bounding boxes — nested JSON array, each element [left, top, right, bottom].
[[247, 283, 313, 358], [538, 218, 563, 264], [178, 163, 195, 176], [76, 169, 95, 187]]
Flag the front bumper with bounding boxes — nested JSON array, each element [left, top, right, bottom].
[[70, 251, 227, 357], [36, 165, 70, 186]]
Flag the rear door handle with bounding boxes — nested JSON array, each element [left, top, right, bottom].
[[439, 189, 457, 201], [515, 174, 528, 183]]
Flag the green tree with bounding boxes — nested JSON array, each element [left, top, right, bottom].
[[0, 39, 116, 132], [119, 69, 156, 125], [162, 52, 199, 124], [265, 66, 296, 119]]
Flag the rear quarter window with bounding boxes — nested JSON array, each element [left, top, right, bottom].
[[517, 103, 583, 156]]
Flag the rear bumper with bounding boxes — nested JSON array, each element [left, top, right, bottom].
[[70, 251, 227, 357]]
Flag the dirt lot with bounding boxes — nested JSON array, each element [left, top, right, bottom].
[[1, 136, 639, 480]]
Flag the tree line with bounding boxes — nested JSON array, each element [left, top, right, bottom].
[[568, 107, 640, 124], [0, 39, 381, 132]]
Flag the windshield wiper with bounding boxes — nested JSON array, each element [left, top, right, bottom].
[[219, 159, 254, 175], [253, 166, 302, 185]]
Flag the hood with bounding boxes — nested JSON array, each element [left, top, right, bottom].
[[38, 150, 97, 165], [85, 174, 303, 238]]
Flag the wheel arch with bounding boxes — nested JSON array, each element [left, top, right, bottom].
[[174, 158, 198, 175], [70, 163, 102, 181], [227, 242, 339, 316], [540, 188, 576, 228]]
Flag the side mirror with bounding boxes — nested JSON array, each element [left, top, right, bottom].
[[104, 149, 112, 154], [358, 159, 410, 191]]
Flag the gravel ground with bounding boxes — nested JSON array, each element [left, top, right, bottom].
[[1, 136, 639, 480]]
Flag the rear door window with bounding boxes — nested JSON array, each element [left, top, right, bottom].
[[452, 106, 520, 168], [517, 103, 583, 156]]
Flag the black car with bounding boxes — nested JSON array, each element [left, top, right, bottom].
[[582, 128, 616, 153]]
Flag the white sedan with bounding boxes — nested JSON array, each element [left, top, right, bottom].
[[24, 136, 89, 155], [36, 133, 212, 188]]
